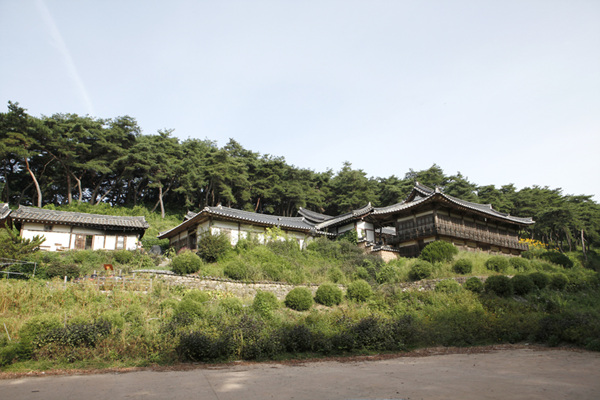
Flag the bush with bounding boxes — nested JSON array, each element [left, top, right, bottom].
[[46, 263, 80, 280], [39, 320, 112, 348], [253, 291, 280, 316], [419, 241, 458, 263], [464, 277, 484, 293], [223, 260, 249, 280], [284, 287, 313, 311], [176, 290, 211, 319], [346, 279, 373, 302], [452, 259, 473, 274], [170, 250, 203, 275], [485, 256, 509, 272], [484, 275, 513, 297], [529, 271, 550, 289], [328, 267, 345, 283], [314, 283, 343, 306], [511, 274, 536, 295], [197, 233, 231, 263], [353, 266, 371, 281], [282, 324, 313, 353], [549, 273, 569, 290], [541, 251, 574, 269], [409, 260, 433, 281], [509, 257, 530, 271], [435, 279, 462, 293], [113, 249, 134, 264], [220, 297, 244, 315], [376, 264, 401, 284]]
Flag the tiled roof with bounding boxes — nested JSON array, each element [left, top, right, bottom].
[[184, 211, 197, 221], [0, 203, 10, 220], [10, 206, 150, 230], [373, 184, 534, 225], [158, 205, 325, 239], [297, 208, 333, 224], [315, 203, 373, 230]]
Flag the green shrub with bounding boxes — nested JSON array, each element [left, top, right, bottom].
[[170, 250, 203, 275], [39, 320, 113, 348], [511, 274, 536, 295], [253, 291, 280, 316], [435, 279, 462, 293], [346, 279, 373, 302], [549, 273, 569, 290], [452, 259, 473, 274], [220, 297, 244, 315], [282, 324, 314, 353], [419, 241, 458, 263], [176, 290, 211, 319], [113, 249, 134, 264], [46, 263, 80, 280], [337, 229, 358, 244], [284, 287, 313, 311], [509, 257, 530, 271], [485, 256, 509, 272], [541, 251, 574, 269], [464, 277, 484, 293], [484, 275, 513, 297], [409, 260, 433, 281], [353, 266, 371, 281], [314, 283, 343, 306], [529, 271, 550, 289], [223, 260, 249, 280], [328, 267, 345, 283], [376, 264, 402, 284], [176, 331, 222, 362], [197, 233, 231, 263]]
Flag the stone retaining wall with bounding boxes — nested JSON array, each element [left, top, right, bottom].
[[138, 271, 489, 300]]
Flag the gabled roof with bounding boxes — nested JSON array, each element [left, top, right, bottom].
[[0, 203, 10, 220], [10, 206, 150, 231], [297, 208, 334, 224], [158, 205, 324, 239], [372, 183, 534, 225], [314, 203, 373, 230]]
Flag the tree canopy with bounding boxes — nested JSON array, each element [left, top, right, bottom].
[[1, 102, 599, 252]]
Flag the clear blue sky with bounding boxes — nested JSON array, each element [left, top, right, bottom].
[[2, 0, 599, 201]]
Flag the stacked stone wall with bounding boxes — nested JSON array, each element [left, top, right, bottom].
[[137, 271, 489, 300]]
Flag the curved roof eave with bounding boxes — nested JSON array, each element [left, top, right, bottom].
[[315, 203, 373, 229]]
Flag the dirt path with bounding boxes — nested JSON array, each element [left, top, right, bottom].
[[1, 346, 599, 399]]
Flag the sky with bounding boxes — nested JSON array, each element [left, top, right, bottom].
[[1, 0, 599, 201]]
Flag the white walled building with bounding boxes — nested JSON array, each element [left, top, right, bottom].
[[9, 206, 149, 252], [158, 205, 326, 251]]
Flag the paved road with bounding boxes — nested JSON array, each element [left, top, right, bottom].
[[2, 348, 599, 400]]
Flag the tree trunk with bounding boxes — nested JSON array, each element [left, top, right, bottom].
[[581, 228, 587, 262], [66, 173, 73, 204], [24, 158, 42, 207], [254, 197, 261, 212]]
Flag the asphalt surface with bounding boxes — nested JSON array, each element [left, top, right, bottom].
[[1, 348, 599, 399]]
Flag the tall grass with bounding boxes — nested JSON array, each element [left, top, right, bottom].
[[2, 244, 599, 371]]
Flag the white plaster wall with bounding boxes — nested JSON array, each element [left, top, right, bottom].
[[337, 223, 355, 235], [21, 223, 68, 251], [20, 222, 138, 251]]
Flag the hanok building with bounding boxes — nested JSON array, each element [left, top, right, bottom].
[[9, 206, 149, 251], [0, 203, 10, 228], [160, 183, 534, 258], [368, 183, 534, 257], [158, 204, 326, 251], [300, 183, 534, 258]]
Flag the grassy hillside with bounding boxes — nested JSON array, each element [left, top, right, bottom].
[[1, 238, 599, 372]]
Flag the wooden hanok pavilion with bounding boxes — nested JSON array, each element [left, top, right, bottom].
[[367, 183, 534, 257]]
